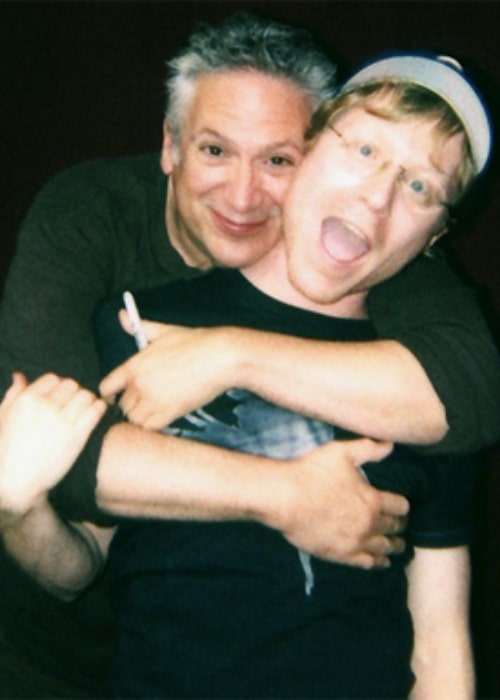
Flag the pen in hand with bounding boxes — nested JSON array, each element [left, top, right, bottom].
[[123, 291, 148, 350], [122, 291, 199, 425]]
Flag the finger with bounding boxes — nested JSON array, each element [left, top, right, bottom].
[[29, 372, 62, 396], [64, 388, 105, 423], [123, 400, 173, 431], [76, 397, 108, 434], [376, 513, 408, 536], [142, 411, 171, 431], [10, 372, 28, 390], [389, 536, 406, 555], [118, 310, 167, 343], [118, 391, 140, 418], [99, 365, 128, 399], [129, 405, 172, 430], [379, 490, 410, 517], [364, 534, 406, 558], [347, 438, 394, 466], [120, 399, 145, 424], [367, 555, 391, 569], [1, 372, 28, 410], [118, 308, 134, 335], [141, 320, 172, 342], [348, 552, 390, 570], [44, 377, 82, 408], [373, 512, 408, 536]]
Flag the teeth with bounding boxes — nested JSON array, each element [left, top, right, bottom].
[[343, 221, 365, 240]]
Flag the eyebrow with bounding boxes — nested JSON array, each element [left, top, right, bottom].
[[193, 128, 305, 155]]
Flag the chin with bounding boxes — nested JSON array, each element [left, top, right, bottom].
[[211, 247, 266, 269], [221, 236, 279, 266], [291, 277, 346, 306]]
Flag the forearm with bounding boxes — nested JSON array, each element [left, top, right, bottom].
[[0, 499, 104, 601], [96, 424, 407, 568], [50, 408, 124, 525], [369, 251, 500, 453], [408, 546, 474, 700], [97, 422, 290, 524], [225, 328, 447, 445]]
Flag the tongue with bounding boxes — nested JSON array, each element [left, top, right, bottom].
[[321, 218, 368, 262]]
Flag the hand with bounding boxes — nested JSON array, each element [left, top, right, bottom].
[[99, 313, 235, 429], [0, 373, 107, 514], [270, 438, 409, 569]]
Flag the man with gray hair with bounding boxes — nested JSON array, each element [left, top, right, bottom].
[[0, 11, 498, 698]]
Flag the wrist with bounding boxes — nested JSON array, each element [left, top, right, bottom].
[[0, 462, 46, 516], [0, 493, 49, 529], [242, 458, 298, 536], [219, 327, 258, 391]]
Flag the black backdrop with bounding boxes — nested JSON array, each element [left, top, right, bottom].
[[1, 1, 499, 697]]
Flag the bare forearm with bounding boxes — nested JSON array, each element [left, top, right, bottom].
[[0, 499, 103, 600], [228, 329, 447, 445], [96, 424, 408, 568], [408, 546, 474, 700], [97, 423, 289, 523]]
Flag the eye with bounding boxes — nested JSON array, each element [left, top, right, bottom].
[[201, 145, 224, 157], [407, 177, 434, 204], [403, 174, 441, 208], [350, 139, 378, 164], [268, 155, 295, 167], [409, 178, 427, 194], [358, 143, 374, 158]]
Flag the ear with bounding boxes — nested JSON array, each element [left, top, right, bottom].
[[423, 223, 449, 256], [428, 224, 448, 248], [160, 120, 176, 175]]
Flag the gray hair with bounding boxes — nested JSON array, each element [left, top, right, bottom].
[[164, 12, 337, 148]]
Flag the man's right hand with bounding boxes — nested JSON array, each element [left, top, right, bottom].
[[268, 438, 408, 569]]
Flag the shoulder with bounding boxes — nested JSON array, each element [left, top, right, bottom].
[[369, 249, 473, 306], [17, 153, 166, 256], [28, 153, 164, 216]]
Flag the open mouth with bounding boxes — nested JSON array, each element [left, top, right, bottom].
[[320, 217, 369, 263]]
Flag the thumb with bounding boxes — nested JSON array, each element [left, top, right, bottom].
[[118, 309, 168, 342], [0, 372, 28, 415], [140, 320, 169, 342], [118, 309, 167, 342], [347, 437, 394, 467]]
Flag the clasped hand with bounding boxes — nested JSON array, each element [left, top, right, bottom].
[[0, 373, 106, 515], [99, 313, 235, 429]]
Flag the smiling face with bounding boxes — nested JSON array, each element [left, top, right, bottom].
[[281, 102, 464, 306], [161, 70, 313, 270]]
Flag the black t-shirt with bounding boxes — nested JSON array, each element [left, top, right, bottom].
[[95, 269, 475, 699], [0, 152, 493, 697]]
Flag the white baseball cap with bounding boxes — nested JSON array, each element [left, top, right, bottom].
[[341, 52, 493, 174]]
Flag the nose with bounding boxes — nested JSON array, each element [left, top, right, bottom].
[[225, 161, 264, 213], [361, 165, 400, 214]]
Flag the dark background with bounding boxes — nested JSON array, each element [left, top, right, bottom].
[[1, 1, 499, 697]]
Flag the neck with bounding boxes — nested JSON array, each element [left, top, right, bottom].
[[241, 242, 368, 319]]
